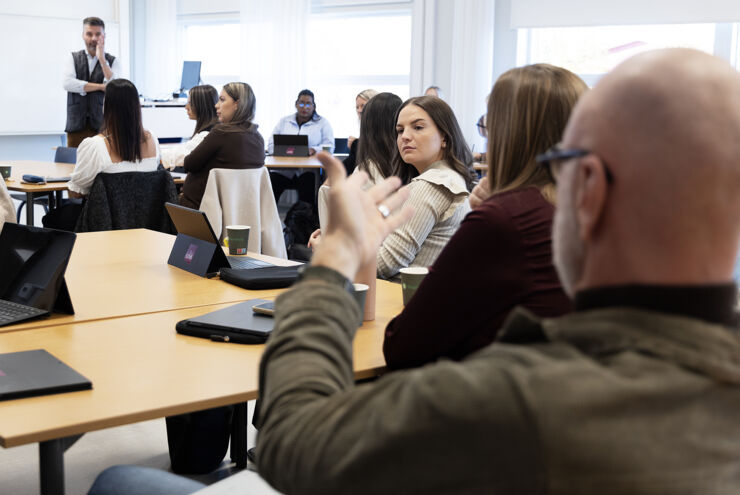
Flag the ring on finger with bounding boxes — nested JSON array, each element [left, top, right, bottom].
[[377, 204, 391, 218]]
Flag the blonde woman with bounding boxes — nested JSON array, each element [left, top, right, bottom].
[[384, 64, 587, 370], [180, 82, 264, 209]]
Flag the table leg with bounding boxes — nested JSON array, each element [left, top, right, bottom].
[[230, 402, 248, 469], [25, 192, 35, 226], [39, 435, 82, 495]]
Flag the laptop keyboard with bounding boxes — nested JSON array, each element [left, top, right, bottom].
[[0, 299, 49, 327], [227, 256, 273, 270]]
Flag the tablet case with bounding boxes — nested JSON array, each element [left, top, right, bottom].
[[0, 223, 76, 314], [176, 299, 275, 344], [0, 349, 92, 401]]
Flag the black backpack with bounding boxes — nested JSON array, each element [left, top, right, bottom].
[[282, 201, 318, 261]]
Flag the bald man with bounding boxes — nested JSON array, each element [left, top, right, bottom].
[[87, 49, 740, 494]]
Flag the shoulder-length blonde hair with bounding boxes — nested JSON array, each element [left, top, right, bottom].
[[218, 82, 257, 132], [486, 64, 587, 201]]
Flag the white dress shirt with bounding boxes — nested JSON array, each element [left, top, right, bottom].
[[63, 51, 121, 96]]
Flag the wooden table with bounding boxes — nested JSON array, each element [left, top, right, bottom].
[[2, 161, 75, 225], [4, 229, 295, 333], [1, 161, 185, 225], [0, 279, 401, 495], [264, 155, 322, 168], [0, 228, 403, 494]]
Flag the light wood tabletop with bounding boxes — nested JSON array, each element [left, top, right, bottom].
[[4, 229, 298, 333], [2, 160, 184, 225], [264, 155, 323, 168], [0, 278, 401, 449], [1, 161, 75, 193]]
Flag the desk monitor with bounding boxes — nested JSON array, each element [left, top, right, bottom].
[[0, 223, 75, 313], [180, 61, 202, 92], [273, 134, 310, 157]]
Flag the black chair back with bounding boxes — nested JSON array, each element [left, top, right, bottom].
[[75, 170, 178, 233]]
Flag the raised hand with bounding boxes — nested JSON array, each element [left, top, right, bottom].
[[311, 152, 413, 280]]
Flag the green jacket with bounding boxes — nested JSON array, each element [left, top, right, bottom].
[[257, 279, 740, 494]]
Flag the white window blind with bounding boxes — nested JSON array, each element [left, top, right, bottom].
[[511, 0, 740, 28]]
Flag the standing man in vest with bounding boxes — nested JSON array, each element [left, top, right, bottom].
[[62, 17, 121, 148]]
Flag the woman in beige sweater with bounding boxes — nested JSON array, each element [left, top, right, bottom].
[[377, 96, 475, 279]]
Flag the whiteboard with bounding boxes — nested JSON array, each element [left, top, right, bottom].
[[0, 14, 119, 135]]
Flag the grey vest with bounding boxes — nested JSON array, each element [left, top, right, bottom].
[[65, 50, 116, 133]]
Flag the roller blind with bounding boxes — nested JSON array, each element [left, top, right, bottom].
[[511, 0, 740, 28]]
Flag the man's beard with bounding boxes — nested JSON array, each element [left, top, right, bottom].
[[553, 183, 585, 299]]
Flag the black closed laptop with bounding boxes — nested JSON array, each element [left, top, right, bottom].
[[0, 223, 76, 326], [273, 134, 309, 157], [176, 299, 274, 344], [0, 349, 92, 401]]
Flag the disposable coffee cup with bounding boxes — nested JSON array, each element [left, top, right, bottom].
[[399, 267, 429, 306], [352, 283, 369, 326], [322, 145, 332, 153], [0, 165, 11, 180], [225, 225, 250, 255]]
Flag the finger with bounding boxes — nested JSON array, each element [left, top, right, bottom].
[[367, 175, 403, 203], [377, 184, 410, 214], [317, 151, 347, 186], [345, 169, 368, 189]]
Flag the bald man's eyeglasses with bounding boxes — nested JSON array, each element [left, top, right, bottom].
[[536, 146, 614, 184]]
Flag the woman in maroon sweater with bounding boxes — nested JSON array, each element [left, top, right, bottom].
[[383, 64, 587, 370], [180, 82, 264, 210]]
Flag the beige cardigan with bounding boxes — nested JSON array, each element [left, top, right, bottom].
[[0, 180, 16, 227], [199, 167, 287, 259]]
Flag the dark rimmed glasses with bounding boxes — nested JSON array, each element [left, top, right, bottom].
[[536, 146, 614, 184]]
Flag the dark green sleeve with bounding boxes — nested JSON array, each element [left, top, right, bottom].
[[256, 280, 543, 495]]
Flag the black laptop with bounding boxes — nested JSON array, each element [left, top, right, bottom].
[[0, 223, 76, 327], [164, 203, 273, 271], [273, 134, 309, 157], [176, 299, 274, 344]]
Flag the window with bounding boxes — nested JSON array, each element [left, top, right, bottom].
[[518, 23, 720, 85], [306, 11, 412, 138], [182, 23, 241, 88]]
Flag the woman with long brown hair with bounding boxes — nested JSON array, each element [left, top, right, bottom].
[[67, 78, 159, 197], [377, 95, 474, 279], [384, 64, 586, 370]]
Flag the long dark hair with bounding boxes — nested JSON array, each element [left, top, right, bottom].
[[189, 84, 218, 136], [357, 92, 402, 179], [391, 96, 475, 190], [218, 82, 257, 132], [296, 89, 321, 121], [100, 79, 145, 162]]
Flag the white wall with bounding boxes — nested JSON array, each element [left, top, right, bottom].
[[0, 0, 130, 159]]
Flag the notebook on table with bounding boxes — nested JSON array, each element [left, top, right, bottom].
[[0, 349, 92, 401], [273, 134, 309, 157]]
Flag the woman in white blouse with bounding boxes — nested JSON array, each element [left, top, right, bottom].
[[160, 85, 218, 170], [67, 78, 160, 197]]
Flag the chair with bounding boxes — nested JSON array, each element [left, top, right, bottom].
[[14, 147, 77, 222], [199, 168, 288, 259], [75, 170, 178, 233]]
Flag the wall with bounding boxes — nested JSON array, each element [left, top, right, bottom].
[[0, 0, 128, 157]]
